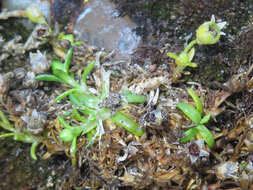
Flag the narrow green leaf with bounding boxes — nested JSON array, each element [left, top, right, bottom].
[[81, 61, 95, 87], [85, 130, 97, 149], [71, 92, 100, 109], [187, 88, 203, 115], [80, 108, 96, 117], [196, 124, 214, 148], [75, 41, 83, 46], [30, 141, 39, 160], [110, 111, 144, 136], [0, 122, 14, 132], [53, 69, 79, 88], [69, 93, 82, 106], [85, 129, 96, 148], [81, 119, 97, 134], [87, 129, 96, 141], [70, 136, 77, 156], [121, 91, 131, 96], [0, 132, 15, 138], [13, 132, 36, 144], [52, 60, 64, 73], [58, 117, 73, 130], [55, 89, 79, 102], [0, 110, 10, 125], [179, 128, 197, 143], [186, 62, 197, 68], [97, 107, 111, 120], [0, 112, 15, 132], [64, 48, 73, 73], [35, 74, 62, 82], [59, 34, 74, 45], [26, 6, 47, 25], [188, 47, 195, 62], [72, 109, 87, 122], [200, 114, 211, 124], [167, 52, 178, 60], [177, 103, 201, 124], [121, 91, 147, 103]]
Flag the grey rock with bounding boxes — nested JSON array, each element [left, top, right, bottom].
[[74, 0, 141, 61]]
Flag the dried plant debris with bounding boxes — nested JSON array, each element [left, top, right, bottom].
[[0, 24, 51, 65]]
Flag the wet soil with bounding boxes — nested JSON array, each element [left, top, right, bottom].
[[0, 139, 71, 190]]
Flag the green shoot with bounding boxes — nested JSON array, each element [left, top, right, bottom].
[[58, 33, 83, 46], [26, 5, 47, 25], [167, 15, 226, 81], [177, 89, 214, 148], [36, 48, 146, 163], [81, 61, 95, 89], [177, 103, 201, 124], [187, 88, 203, 114], [0, 111, 40, 160]]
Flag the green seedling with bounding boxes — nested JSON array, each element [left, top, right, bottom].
[[36, 48, 146, 164], [58, 32, 83, 46], [26, 5, 48, 25], [167, 41, 197, 71], [25, 5, 53, 41], [177, 89, 214, 148], [167, 15, 226, 80], [0, 111, 40, 160]]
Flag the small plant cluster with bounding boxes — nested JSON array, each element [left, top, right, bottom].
[[0, 7, 221, 163], [36, 48, 146, 164], [177, 89, 214, 148], [167, 15, 226, 80], [0, 110, 40, 160]]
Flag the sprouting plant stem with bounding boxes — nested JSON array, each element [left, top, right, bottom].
[[184, 40, 197, 53], [30, 141, 39, 160], [71, 155, 77, 166], [81, 61, 95, 88], [70, 137, 78, 165], [55, 89, 80, 102], [72, 109, 87, 122], [180, 128, 197, 143], [64, 48, 73, 73], [70, 136, 77, 156], [0, 132, 15, 138], [58, 117, 73, 130], [187, 88, 203, 115]]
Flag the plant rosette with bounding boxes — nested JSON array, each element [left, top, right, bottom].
[[177, 89, 214, 148], [36, 48, 146, 164]]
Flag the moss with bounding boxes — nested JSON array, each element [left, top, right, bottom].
[[0, 18, 30, 41]]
